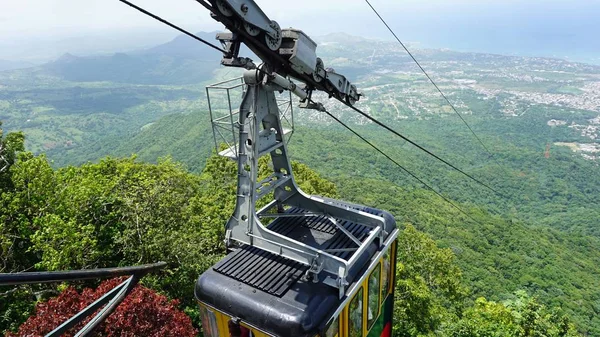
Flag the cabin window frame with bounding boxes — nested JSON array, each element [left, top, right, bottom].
[[381, 249, 392, 301], [366, 262, 381, 330], [347, 286, 364, 337], [391, 241, 397, 293]]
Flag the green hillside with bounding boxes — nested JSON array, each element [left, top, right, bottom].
[[112, 112, 213, 173], [88, 110, 600, 333], [0, 133, 586, 335]]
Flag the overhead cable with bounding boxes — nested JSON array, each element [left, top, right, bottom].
[[337, 99, 502, 196], [193, 0, 214, 12], [317, 102, 485, 225]]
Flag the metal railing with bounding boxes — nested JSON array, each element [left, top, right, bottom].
[[206, 76, 295, 160], [0, 262, 167, 337]]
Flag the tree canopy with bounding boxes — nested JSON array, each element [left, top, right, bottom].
[[0, 131, 585, 335]]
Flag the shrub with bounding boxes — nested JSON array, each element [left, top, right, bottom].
[[7, 277, 198, 337]]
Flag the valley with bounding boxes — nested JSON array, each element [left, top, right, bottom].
[[2, 32, 600, 335]]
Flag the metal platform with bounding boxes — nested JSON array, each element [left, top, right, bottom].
[[267, 207, 373, 260]]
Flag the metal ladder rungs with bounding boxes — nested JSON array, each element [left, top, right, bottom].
[[256, 174, 291, 199], [258, 141, 285, 158]]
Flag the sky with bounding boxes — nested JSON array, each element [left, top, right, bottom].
[[1, 0, 599, 63]]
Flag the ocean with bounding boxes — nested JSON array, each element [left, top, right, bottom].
[[344, 0, 600, 65]]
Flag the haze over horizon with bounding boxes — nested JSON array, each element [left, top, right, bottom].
[[1, 0, 599, 65]]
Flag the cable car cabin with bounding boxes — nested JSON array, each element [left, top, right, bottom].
[[195, 203, 398, 337], [197, 69, 398, 337]]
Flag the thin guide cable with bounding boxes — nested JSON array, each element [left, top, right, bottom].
[[317, 102, 485, 226], [338, 99, 502, 196], [364, 0, 496, 159]]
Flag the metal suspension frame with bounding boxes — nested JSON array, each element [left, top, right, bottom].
[[216, 68, 390, 296]]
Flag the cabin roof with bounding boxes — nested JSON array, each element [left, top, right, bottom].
[[195, 204, 396, 336]]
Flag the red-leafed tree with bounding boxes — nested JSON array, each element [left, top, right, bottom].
[[7, 277, 198, 337]]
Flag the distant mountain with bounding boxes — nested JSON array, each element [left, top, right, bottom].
[[140, 31, 222, 59], [0, 28, 181, 64], [314, 32, 378, 44], [0, 59, 36, 71], [41, 32, 226, 85]]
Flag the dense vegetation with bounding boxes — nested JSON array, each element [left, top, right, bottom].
[[0, 126, 339, 334], [0, 125, 587, 336], [95, 109, 600, 334], [394, 225, 580, 337]]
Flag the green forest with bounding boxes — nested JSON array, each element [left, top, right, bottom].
[[0, 120, 594, 336]]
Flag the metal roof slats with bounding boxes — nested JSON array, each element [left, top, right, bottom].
[[268, 260, 305, 294], [246, 253, 282, 286], [214, 246, 308, 297], [261, 258, 297, 293], [238, 249, 274, 281], [217, 247, 254, 274]]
